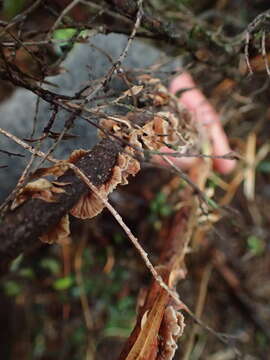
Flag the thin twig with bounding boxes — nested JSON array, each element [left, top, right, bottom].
[[68, 162, 185, 309], [46, 0, 81, 40], [0, 149, 24, 157], [0, 0, 42, 38], [162, 155, 215, 209], [81, 0, 143, 103], [0, 127, 56, 163]]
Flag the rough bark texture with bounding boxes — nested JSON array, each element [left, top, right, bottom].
[[0, 138, 121, 272]]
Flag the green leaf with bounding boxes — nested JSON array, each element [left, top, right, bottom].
[[53, 28, 77, 41], [247, 235, 265, 256], [206, 198, 219, 209], [3, 0, 26, 19], [3, 280, 22, 296], [150, 192, 172, 217], [19, 267, 35, 278], [40, 258, 60, 274], [159, 205, 172, 217], [53, 276, 74, 291]]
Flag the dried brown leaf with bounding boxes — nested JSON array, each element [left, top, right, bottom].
[[124, 85, 144, 97], [11, 178, 66, 210], [125, 290, 169, 360]]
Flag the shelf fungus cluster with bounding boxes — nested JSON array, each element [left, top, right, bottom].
[[11, 77, 196, 244]]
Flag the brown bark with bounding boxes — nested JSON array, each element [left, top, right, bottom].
[[0, 138, 121, 273]]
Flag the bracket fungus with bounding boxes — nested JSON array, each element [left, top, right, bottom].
[[9, 75, 196, 245]]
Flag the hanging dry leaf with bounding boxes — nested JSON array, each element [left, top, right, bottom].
[[125, 289, 169, 360]]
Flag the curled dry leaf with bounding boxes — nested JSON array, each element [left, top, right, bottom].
[[138, 76, 170, 106], [11, 178, 66, 210], [115, 85, 144, 103], [137, 75, 160, 86], [39, 214, 70, 244], [140, 310, 150, 330], [125, 289, 169, 360], [150, 83, 171, 107], [123, 286, 186, 360], [157, 306, 185, 360], [156, 112, 187, 147], [168, 268, 187, 288], [124, 85, 144, 97], [98, 118, 123, 138]]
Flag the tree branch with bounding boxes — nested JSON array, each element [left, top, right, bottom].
[[0, 138, 121, 273]]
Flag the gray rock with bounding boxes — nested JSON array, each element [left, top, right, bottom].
[[0, 33, 180, 201]]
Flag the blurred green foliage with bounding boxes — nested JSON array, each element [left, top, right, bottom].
[[105, 296, 135, 337], [256, 331, 268, 349], [0, 242, 136, 358], [3, 280, 22, 296], [53, 275, 74, 291], [40, 257, 61, 275], [258, 160, 270, 173], [3, 0, 27, 19], [246, 235, 265, 256], [150, 191, 172, 217], [149, 191, 173, 230]]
